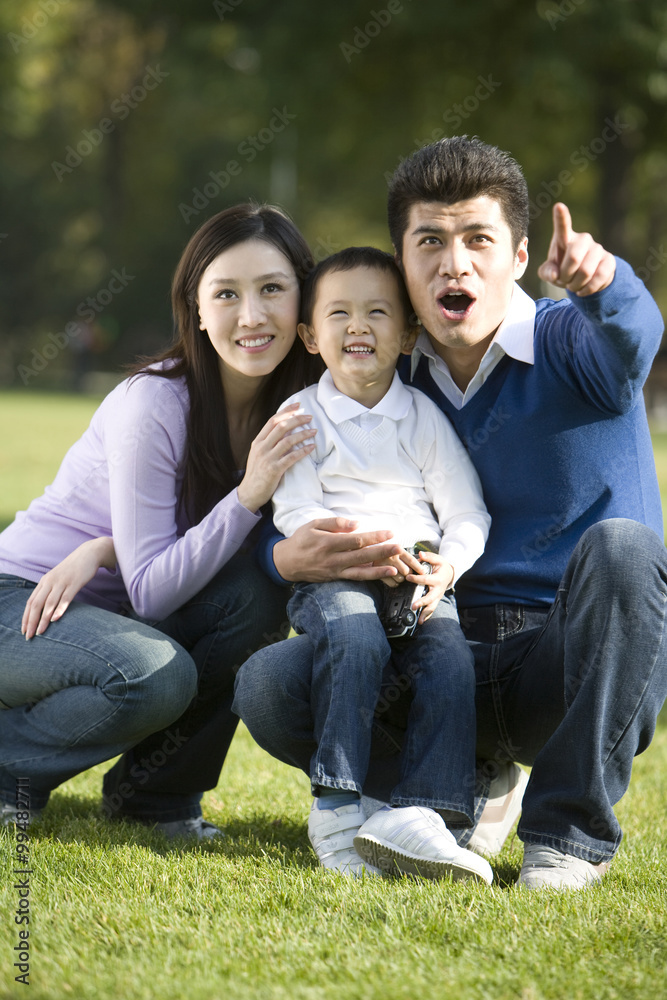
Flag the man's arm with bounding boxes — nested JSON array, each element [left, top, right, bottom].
[[537, 203, 664, 412]]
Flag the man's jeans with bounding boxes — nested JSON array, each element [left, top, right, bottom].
[[1, 554, 289, 822], [234, 520, 667, 863], [288, 581, 476, 825]]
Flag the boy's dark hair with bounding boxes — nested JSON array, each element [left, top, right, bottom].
[[388, 135, 529, 261], [300, 246, 415, 328]]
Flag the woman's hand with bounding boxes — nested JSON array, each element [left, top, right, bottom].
[[237, 403, 317, 513], [22, 536, 117, 640], [403, 552, 455, 625]]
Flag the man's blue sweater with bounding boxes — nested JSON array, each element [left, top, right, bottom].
[[401, 258, 664, 609]]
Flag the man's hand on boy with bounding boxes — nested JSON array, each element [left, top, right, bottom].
[[405, 552, 455, 624], [538, 203, 616, 296], [273, 518, 402, 583]]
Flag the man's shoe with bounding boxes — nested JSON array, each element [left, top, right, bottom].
[[1, 801, 42, 827], [354, 806, 493, 884], [155, 816, 224, 841], [517, 844, 611, 890], [308, 799, 381, 877], [467, 762, 529, 857]]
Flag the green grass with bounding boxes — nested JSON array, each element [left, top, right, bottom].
[[1, 723, 666, 1000], [0, 391, 103, 533], [1, 391, 666, 1000]]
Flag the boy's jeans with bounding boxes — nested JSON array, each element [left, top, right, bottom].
[[279, 581, 477, 825]]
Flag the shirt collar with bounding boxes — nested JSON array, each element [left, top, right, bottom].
[[316, 368, 413, 424], [410, 282, 536, 379]]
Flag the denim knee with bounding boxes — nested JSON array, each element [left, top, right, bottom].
[[574, 518, 667, 597], [106, 637, 197, 743], [288, 581, 387, 658], [233, 634, 313, 734], [581, 517, 662, 558]]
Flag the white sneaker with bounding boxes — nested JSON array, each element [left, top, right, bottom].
[[467, 762, 529, 857], [517, 844, 611, 890], [308, 799, 381, 877], [354, 806, 493, 884], [156, 816, 224, 841]]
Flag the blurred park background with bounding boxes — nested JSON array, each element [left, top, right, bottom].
[[1, 0, 667, 400]]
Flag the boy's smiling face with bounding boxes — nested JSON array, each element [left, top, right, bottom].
[[298, 265, 417, 408]]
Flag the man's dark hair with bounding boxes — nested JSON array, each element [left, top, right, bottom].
[[388, 135, 529, 261], [300, 246, 415, 328]]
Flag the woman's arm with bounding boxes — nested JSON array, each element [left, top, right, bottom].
[[106, 380, 317, 620], [22, 536, 116, 639]]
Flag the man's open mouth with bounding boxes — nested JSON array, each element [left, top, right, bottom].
[[438, 291, 474, 319], [344, 345, 374, 354]]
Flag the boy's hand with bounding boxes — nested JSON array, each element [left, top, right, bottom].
[[376, 546, 424, 587], [405, 552, 455, 624], [537, 203, 616, 296]]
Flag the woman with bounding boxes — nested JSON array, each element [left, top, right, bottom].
[[0, 203, 322, 839]]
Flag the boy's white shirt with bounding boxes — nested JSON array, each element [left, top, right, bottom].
[[272, 369, 491, 584]]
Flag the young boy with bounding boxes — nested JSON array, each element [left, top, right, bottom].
[[272, 247, 492, 882]]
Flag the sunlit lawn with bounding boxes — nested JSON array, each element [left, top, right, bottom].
[[0, 390, 666, 1000]]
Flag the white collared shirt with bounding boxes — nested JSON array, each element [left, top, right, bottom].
[[409, 283, 537, 409], [272, 370, 490, 583]]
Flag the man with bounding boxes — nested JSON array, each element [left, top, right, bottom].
[[234, 136, 667, 889]]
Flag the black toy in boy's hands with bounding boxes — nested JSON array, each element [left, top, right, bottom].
[[380, 561, 433, 639]]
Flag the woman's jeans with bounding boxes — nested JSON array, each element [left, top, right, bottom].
[[0, 554, 289, 821], [234, 521, 667, 863], [288, 582, 476, 825]]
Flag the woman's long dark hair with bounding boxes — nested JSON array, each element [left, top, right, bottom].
[[130, 203, 323, 524]]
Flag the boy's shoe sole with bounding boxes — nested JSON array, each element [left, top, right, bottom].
[[354, 806, 493, 884]]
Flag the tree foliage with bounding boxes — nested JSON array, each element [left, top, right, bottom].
[[1, 0, 666, 385]]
